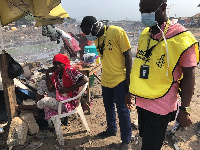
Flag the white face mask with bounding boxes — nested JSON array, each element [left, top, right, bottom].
[[85, 22, 103, 41]]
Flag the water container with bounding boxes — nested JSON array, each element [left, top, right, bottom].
[[89, 75, 96, 87], [84, 45, 98, 55]]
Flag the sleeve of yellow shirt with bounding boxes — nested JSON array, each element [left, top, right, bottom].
[[117, 27, 132, 53]]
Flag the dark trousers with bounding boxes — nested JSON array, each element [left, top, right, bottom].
[[137, 106, 176, 150], [102, 80, 132, 143]]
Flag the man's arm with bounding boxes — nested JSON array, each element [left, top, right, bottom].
[[177, 67, 195, 127], [123, 49, 132, 86], [125, 92, 135, 110], [181, 67, 195, 106]]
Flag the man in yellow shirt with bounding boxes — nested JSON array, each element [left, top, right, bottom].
[[80, 16, 132, 150]]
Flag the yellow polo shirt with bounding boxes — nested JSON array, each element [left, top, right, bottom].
[[94, 25, 131, 88]]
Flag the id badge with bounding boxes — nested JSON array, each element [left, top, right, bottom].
[[140, 65, 149, 79]]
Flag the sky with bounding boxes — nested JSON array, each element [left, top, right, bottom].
[[61, 0, 200, 22]]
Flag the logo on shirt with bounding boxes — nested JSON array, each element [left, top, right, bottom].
[[107, 40, 113, 50], [136, 50, 166, 68], [136, 50, 151, 63], [156, 54, 165, 68]]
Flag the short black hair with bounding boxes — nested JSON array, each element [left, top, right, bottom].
[[155, 0, 167, 5], [80, 16, 97, 29]]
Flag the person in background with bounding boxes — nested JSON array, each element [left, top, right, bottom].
[[80, 16, 132, 150], [67, 32, 81, 53], [36, 53, 87, 121], [69, 32, 92, 60], [126, 0, 199, 149], [56, 28, 80, 58]]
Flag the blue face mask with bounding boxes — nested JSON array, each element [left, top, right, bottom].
[[141, 3, 162, 27], [85, 22, 102, 41], [85, 34, 97, 41], [141, 12, 157, 27]]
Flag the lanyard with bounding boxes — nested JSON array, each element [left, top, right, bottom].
[[98, 25, 107, 56], [144, 19, 170, 63]]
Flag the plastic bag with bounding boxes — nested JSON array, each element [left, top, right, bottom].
[[83, 53, 96, 63], [5, 53, 24, 79]]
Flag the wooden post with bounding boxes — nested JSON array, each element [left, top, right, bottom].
[[86, 71, 91, 114], [0, 21, 18, 125], [0, 54, 18, 125]]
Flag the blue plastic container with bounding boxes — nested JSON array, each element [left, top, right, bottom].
[[84, 45, 98, 55]]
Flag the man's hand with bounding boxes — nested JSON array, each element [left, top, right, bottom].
[[176, 110, 192, 128], [125, 92, 135, 110]]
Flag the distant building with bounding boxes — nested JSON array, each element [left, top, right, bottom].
[[169, 13, 200, 27], [192, 13, 200, 25], [177, 17, 191, 25], [185, 18, 193, 24], [108, 21, 123, 26]]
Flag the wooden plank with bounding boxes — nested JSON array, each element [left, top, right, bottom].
[[78, 64, 102, 114], [86, 84, 90, 114], [79, 64, 102, 76], [92, 73, 101, 82], [0, 54, 18, 125], [88, 64, 102, 76]]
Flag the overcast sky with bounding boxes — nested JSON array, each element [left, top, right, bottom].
[[61, 0, 200, 22]]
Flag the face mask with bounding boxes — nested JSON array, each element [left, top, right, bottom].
[[141, 12, 157, 27], [85, 22, 103, 41], [141, 3, 163, 27], [85, 35, 97, 41]]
